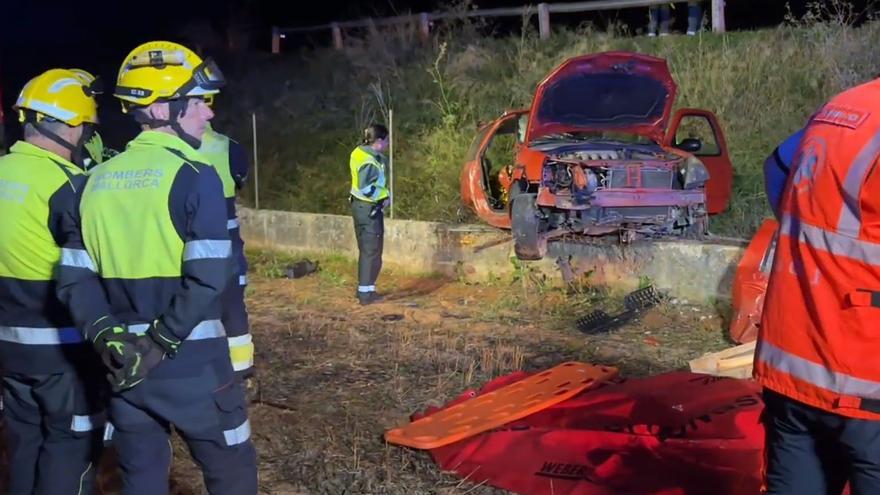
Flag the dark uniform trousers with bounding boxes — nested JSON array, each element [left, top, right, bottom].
[[351, 198, 384, 290], [2, 366, 105, 495], [763, 389, 880, 494], [109, 355, 257, 495]]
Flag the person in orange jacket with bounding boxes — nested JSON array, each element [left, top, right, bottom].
[[754, 76, 880, 493]]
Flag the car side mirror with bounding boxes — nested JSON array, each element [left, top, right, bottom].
[[676, 138, 702, 153]]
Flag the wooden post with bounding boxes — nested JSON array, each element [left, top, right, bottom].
[[712, 0, 726, 33], [271, 26, 280, 54], [331, 22, 343, 50], [419, 12, 430, 39], [538, 3, 550, 40]]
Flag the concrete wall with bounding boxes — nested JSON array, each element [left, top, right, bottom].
[[238, 207, 747, 303]]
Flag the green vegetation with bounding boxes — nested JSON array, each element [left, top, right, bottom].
[[216, 7, 879, 238]]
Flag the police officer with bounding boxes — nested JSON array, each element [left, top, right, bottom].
[[755, 78, 880, 492], [0, 69, 105, 494], [349, 123, 390, 305], [56, 41, 257, 494], [199, 117, 255, 381]]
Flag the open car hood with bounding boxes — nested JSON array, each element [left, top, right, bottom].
[[527, 51, 677, 144]]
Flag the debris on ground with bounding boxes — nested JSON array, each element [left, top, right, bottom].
[[576, 285, 664, 334], [285, 259, 319, 279], [689, 340, 756, 379]]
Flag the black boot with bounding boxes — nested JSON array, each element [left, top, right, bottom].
[[358, 291, 384, 306]]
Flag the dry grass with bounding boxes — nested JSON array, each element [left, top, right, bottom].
[[1, 249, 731, 494], [160, 249, 730, 494]]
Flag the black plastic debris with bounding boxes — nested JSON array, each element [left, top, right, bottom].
[[286, 259, 319, 279], [380, 314, 405, 322], [576, 285, 663, 335]]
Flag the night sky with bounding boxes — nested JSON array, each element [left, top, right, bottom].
[[0, 0, 872, 145]]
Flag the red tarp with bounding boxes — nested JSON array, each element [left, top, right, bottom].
[[417, 372, 765, 495]]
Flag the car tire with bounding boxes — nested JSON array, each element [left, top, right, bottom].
[[512, 193, 548, 260]]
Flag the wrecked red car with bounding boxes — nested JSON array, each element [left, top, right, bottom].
[[461, 51, 733, 259]]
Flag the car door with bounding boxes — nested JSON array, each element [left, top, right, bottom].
[[665, 109, 733, 214], [460, 111, 526, 229]]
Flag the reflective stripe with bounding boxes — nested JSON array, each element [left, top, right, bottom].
[[232, 359, 254, 372], [18, 98, 77, 122], [227, 218, 240, 230], [71, 413, 106, 432], [183, 240, 231, 261], [228, 334, 252, 347], [61, 248, 96, 272], [781, 213, 880, 266], [224, 419, 252, 446], [103, 422, 115, 442], [757, 340, 880, 399], [837, 132, 880, 237], [127, 319, 226, 340], [0, 326, 84, 345], [239, 275, 248, 286], [358, 285, 376, 293]]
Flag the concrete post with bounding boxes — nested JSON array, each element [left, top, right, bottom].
[[712, 0, 726, 33], [331, 23, 343, 50], [538, 3, 550, 40]]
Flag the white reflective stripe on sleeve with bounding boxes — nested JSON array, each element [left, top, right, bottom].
[[228, 334, 253, 347], [0, 326, 84, 345], [224, 419, 252, 446], [60, 248, 96, 271], [71, 412, 106, 432], [183, 240, 231, 261], [239, 275, 248, 286], [232, 359, 254, 372], [227, 218, 240, 230], [126, 320, 226, 341]]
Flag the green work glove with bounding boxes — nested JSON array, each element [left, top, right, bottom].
[[110, 334, 166, 392], [145, 319, 182, 357], [91, 325, 165, 392]]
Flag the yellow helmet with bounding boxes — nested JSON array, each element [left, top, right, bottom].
[[114, 40, 225, 110], [14, 68, 99, 126], [68, 68, 105, 96]]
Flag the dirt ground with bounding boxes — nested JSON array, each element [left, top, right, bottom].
[[2, 248, 734, 494]]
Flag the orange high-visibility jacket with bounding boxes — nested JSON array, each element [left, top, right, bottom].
[[754, 78, 880, 420]]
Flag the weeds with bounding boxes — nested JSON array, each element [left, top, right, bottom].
[[218, 12, 880, 239]]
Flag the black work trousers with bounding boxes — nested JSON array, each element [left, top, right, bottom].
[[1, 368, 105, 495], [763, 388, 880, 494], [351, 198, 384, 293]]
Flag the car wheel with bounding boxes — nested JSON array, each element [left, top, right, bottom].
[[512, 193, 548, 260]]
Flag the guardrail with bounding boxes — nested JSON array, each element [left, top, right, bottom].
[[271, 0, 726, 52]]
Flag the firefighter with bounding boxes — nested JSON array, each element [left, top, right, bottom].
[[198, 110, 255, 381], [68, 68, 111, 171], [0, 69, 105, 494], [754, 78, 880, 493], [349, 123, 390, 305], [56, 41, 257, 494]]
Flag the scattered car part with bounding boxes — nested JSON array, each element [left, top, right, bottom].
[[286, 259, 319, 279], [576, 285, 663, 335]]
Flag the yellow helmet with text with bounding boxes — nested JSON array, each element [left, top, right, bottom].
[[113, 40, 225, 111]]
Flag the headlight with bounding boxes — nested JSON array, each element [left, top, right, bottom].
[[681, 157, 710, 190]]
